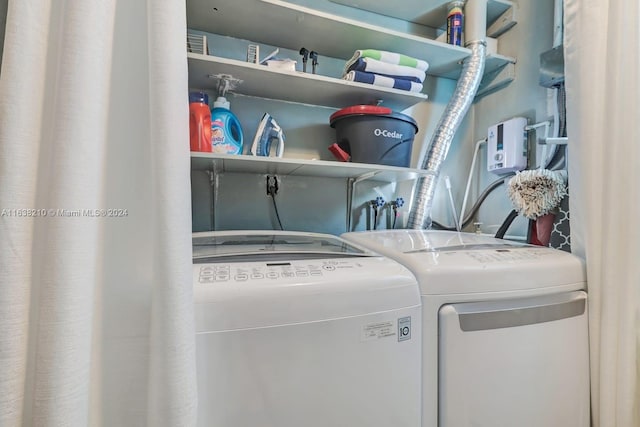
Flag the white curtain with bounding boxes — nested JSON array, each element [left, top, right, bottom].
[[565, 0, 640, 426], [0, 1, 197, 426]]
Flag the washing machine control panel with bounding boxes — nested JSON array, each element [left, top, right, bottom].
[[197, 260, 362, 284]]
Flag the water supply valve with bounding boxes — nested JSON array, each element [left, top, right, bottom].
[[369, 197, 385, 231], [388, 197, 405, 229], [370, 196, 385, 209], [390, 197, 405, 209]]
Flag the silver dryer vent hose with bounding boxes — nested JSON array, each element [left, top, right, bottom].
[[407, 41, 486, 229]]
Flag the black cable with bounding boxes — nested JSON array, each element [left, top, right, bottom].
[[557, 82, 567, 138], [546, 144, 567, 170], [373, 206, 378, 230], [461, 176, 511, 226], [392, 207, 398, 229], [494, 209, 519, 239], [269, 193, 284, 230]]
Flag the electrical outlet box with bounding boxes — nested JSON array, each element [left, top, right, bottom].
[[487, 117, 528, 174]]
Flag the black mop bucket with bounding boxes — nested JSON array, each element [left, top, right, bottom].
[[329, 105, 419, 167]]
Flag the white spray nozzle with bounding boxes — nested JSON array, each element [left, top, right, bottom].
[[444, 176, 461, 232]]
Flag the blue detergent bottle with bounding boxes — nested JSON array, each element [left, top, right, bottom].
[[210, 96, 244, 154]]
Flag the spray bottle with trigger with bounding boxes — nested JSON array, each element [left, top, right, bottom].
[[210, 75, 244, 154]]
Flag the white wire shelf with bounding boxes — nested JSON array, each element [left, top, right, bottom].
[[191, 152, 435, 183], [188, 53, 429, 110]]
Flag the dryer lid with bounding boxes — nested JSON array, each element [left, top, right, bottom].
[[193, 230, 371, 263], [345, 229, 527, 253], [340, 230, 586, 295]]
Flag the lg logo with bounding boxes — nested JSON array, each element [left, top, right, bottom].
[[398, 316, 412, 342], [373, 128, 404, 139]]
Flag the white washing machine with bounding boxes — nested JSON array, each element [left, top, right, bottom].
[[192, 230, 422, 427], [341, 230, 590, 427]]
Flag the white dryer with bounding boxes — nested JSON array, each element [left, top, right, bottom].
[[341, 230, 590, 427], [192, 230, 422, 427]]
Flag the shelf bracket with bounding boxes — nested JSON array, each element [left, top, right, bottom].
[[475, 62, 515, 101], [487, 4, 517, 38]]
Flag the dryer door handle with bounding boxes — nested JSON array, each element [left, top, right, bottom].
[[440, 290, 587, 332]]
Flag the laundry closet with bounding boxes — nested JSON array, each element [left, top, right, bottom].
[[187, 0, 560, 239]]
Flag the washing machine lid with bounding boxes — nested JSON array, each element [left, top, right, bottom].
[[193, 231, 420, 331], [193, 230, 371, 263], [341, 230, 586, 295]]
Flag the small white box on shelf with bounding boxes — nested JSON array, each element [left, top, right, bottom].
[[265, 59, 297, 72]]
